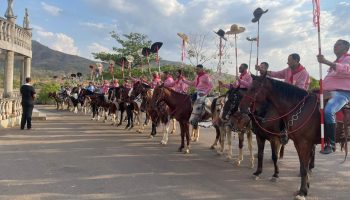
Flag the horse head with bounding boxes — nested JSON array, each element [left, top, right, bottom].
[[130, 81, 151, 100], [220, 86, 250, 120], [190, 96, 214, 126], [151, 84, 166, 108]]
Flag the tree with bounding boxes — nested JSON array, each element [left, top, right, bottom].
[[93, 32, 155, 67], [187, 32, 215, 66]]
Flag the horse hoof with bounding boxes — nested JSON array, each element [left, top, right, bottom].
[[170, 131, 175, 134], [250, 163, 255, 169], [160, 141, 167, 145], [235, 160, 241, 166], [184, 149, 190, 154], [209, 145, 216, 150], [148, 135, 154, 139], [225, 157, 232, 162], [294, 195, 306, 200], [252, 175, 260, 180], [178, 147, 183, 152], [270, 177, 279, 182]]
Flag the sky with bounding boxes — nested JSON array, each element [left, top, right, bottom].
[[2, 0, 350, 78]]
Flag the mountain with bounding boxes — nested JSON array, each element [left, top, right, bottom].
[[32, 40, 183, 76], [32, 40, 93, 74]]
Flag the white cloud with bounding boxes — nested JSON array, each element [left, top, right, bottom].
[[81, 22, 107, 29], [41, 2, 62, 16], [35, 30, 79, 55], [88, 43, 112, 54]]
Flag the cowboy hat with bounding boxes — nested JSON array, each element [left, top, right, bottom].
[[177, 32, 189, 43], [214, 29, 227, 41], [252, 7, 268, 23], [150, 42, 163, 53], [226, 24, 245, 35], [142, 47, 152, 56], [119, 57, 127, 64], [126, 55, 134, 63], [77, 72, 82, 77], [246, 36, 257, 41], [71, 73, 76, 78]]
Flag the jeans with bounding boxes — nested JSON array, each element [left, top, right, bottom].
[[324, 90, 350, 124]]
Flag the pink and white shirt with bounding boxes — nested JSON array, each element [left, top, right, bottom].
[[323, 53, 350, 91], [270, 64, 310, 90], [184, 72, 213, 95], [223, 71, 253, 89], [150, 76, 162, 89], [163, 76, 175, 90]]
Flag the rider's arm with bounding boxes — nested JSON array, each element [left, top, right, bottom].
[[269, 68, 288, 79], [335, 56, 350, 73]]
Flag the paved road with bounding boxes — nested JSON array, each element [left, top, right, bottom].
[[0, 106, 349, 200]]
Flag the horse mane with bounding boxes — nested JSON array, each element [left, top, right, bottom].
[[141, 82, 151, 89], [266, 77, 308, 100], [211, 95, 225, 112]]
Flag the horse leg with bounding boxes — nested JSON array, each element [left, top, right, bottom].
[[294, 142, 313, 200], [226, 125, 233, 161], [218, 125, 226, 155], [270, 138, 281, 181], [128, 106, 134, 130], [194, 126, 199, 142], [247, 129, 254, 169], [236, 131, 244, 166], [184, 122, 190, 154], [117, 110, 124, 126], [170, 118, 176, 134], [210, 125, 220, 150], [253, 134, 266, 179], [178, 122, 185, 152], [160, 121, 170, 145], [309, 145, 316, 173]]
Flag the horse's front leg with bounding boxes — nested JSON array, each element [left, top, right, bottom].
[[218, 125, 226, 155], [309, 145, 316, 173], [117, 110, 124, 126], [170, 118, 176, 134], [253, 133, 266, 179], [294, 142, 313, 200], [184, 122, 190, 154], [270, 138, 281, 181], [178, 122, 185, 152], [210, 125, 220, 150]]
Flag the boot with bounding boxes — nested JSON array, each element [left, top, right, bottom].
[[320, 123, 336, 154]]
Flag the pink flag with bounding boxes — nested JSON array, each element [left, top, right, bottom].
[[313, 0, 320, 27]]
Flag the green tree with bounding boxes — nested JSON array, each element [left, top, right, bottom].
[[308, 76, 320, 91], [93, 32, 156, 68]]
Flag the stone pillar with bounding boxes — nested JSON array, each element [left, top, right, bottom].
[[24, 57, 31, 78], [20, 58, 25, 85], [4, 50, 14, 98]]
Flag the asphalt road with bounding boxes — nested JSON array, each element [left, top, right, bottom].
[[0, 105, 349, 200]]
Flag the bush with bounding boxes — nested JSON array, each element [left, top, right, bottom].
[[36, 82, 60, 104]]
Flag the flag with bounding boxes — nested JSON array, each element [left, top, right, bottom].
[[313, 0, 320, 27]]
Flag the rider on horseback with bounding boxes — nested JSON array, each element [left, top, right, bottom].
[[317, 39, 350, 154], [86, 81, 95, 96], [141, 72, 161, 89], [182, 64, 213, 102], [218, 63, 252, 89], [162, 71, 175, 90]]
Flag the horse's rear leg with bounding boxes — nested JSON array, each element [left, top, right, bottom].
[[295, 143, 313, 200], [184, 122, 190, 154], [210, 126, 220, 150], [225, 126, 233, 161], [236, 132, 244, 166], [253, 134, 266, 179], [178, 122, 185, 152], [191, 125, 199, 142], [247, 130, 254, 169], [170, 118, 176, 134], [218, 126, 227, 155], [160, 122, 170, 145]]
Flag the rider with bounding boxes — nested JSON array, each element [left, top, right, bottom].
[[219, 63, 252, 89], [100, 80, 110, 95], [162, 71, 175, 90], [172, 69, 189, 94], [317, 39, 350, 154], [182, 64, 213, 102], [141, 72, 162, 89], [256, 53, 310, 90], [86, 81, 95, 95], [111, 79, 119, 88], [58, 85, 66, 98]]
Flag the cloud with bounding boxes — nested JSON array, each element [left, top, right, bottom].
[[88, 43, 112, 54], [35, 30, 79, 55], [81, 22, 107, 29], [41, 2, 62, 16]]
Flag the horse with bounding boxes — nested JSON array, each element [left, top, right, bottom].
[[78, 88, 91, 115], [151, 84, 192, 153], [210, 94, 254, 167], [130, 82, 176, 144], [238, 75, 326, 200], [221, 87, 285, 179], [48, 91, 69, 110]]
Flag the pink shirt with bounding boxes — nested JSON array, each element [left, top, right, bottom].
[[184, 72, 213, 95], [150, 77, 161, 89], [163, 76, 175, 90], [167, 77, 189, 94], [323, 54, 350, 91], [223, 72, 253, 89], [100, 83, 110, 94], [270, 65, 310, 90]]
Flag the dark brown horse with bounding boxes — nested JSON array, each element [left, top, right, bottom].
[[221, 87, 286, 180], [238, 75, 321, 200], [151, 84, 192, 153]]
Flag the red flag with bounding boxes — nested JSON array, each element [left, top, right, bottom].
[[313, 0, 320, 27]]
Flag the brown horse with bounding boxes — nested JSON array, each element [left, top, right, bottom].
[[221, 87, 285, 180], [151, 84, 192, 153], [238, 75, 325, 200]]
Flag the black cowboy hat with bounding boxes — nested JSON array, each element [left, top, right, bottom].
[[77, 72, 82, 77], [142, 47, 152, 56], [71, 73, 76, 78], [150, 42, 163, 53], [214, 29, 227, 41], [252, 7, 268, 23], [53, 75, 58, 79], [119, 57, 127, 64], [246, 36, 257, 41]]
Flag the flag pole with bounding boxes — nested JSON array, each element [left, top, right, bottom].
[[313, 0, 324, 150]]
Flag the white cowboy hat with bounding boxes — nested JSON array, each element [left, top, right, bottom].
[[226, 24, 245, 35], [177, 32, 189, 43], [126, 55, 134, 63]]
